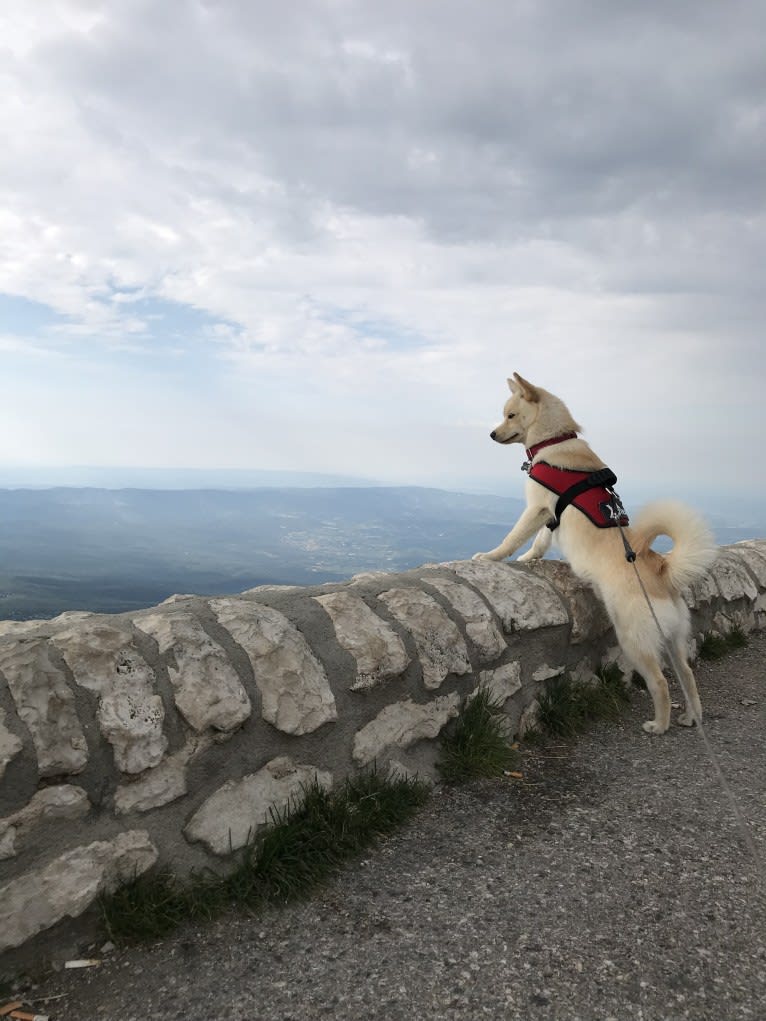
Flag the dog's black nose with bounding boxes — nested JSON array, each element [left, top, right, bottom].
[[490, 430, 497, 441]]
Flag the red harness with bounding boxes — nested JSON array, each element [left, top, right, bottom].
[[522, 436, 629, 530], [529, 461, 629, 529]]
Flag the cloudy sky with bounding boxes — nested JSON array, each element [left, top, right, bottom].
[[1, 0, 764, 505]]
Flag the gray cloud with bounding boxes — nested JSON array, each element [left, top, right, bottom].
[[30, 0, 764, 299], [2, 0, 765, 495]]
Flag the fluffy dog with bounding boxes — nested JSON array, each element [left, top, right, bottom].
[[474, 373, 718, 734]]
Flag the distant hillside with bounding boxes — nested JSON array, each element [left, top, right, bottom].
[[0, 485, 761, 622], [0, 486, 525, 620]]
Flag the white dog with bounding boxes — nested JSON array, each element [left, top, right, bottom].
[[474, 373, 718, 735]]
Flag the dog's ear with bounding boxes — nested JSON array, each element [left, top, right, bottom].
[[512, 372, 541, 403]]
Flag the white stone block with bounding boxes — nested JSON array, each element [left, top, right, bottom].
[[0, 639, 88, 776], [422, 576, 506, 663], [349, 571, 391, 585], [0, 620, 44, 637], [0, 785, 90, 860], [475, 661, 522, 705], [532, 663, 566, 682], [353, 694, 461, 766], [445, 561, 568, 631], [54, 623, 166, 775], [136, 610, 251, 733], [185, 755, 332, 855], [731, 544, 766, 588], [682, 567, 719, 608], [377, 587, 471, 690], [709, 554, 758, 602], [0, 830, 158, 952], [113, 736, 210, 815], [211, 598, 337, 735], [314, 590, 410, 691], [51, 611, 95, 626]]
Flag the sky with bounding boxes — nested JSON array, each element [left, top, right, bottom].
[[1, 0, 765, 507]]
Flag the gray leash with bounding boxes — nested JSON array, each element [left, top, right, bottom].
[[614, 513, 765, 891]]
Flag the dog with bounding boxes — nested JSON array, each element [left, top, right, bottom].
[[474, 372, 718, 735]]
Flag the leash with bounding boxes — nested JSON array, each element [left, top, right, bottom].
[[613, 508, 765, 892]]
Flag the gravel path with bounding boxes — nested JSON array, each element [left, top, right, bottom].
[[20, 633, 766, 1021]]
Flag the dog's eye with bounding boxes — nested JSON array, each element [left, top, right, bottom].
[[506, 413, 515, 420]]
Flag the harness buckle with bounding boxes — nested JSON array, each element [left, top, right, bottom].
[[587, 467, 618, 488]]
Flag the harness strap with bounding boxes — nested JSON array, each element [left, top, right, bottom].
[[547, 467, 618, 532]]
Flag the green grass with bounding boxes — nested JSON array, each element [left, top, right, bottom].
[[699, 627, 748, 661], [533, 664, 632, 740], [437, 686, 518, 783], [100, 769, 429, 945]]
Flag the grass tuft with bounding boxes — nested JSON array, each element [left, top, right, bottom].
[[726, 628, 749, 650], [534, 664, 631, 739], [437, 686, 517, 783], [699, 627, 748, 661], [534, 675, 587, 739], [100, 769, 429, 945], [594, 662, 633, 712], [100, 868, 221, 945]]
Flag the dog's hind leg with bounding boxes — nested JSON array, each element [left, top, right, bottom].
[[669, 640, 703, 727], [630, 651, 672, 734], [607, 597, 673, 734], [629, 656, 672, 734], [612, 613, 671, 734], [517, 526, 552, 563]]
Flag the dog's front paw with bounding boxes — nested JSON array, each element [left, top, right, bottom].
[[517, 550, 538, 563], [473, 550, 504, 562]]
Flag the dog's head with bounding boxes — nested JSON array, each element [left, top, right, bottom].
[[489, 372, 542, 446], [490, 372, 581, 447]]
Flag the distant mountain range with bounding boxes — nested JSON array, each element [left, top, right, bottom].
[[0, 485, 761, 621], [0, 485, 525, 620], [0, 466, 379, 490]]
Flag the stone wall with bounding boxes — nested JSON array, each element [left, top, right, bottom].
[[1, 540, 765, 971]]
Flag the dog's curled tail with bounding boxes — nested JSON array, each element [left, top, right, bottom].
[[631, 500, 718, 591]]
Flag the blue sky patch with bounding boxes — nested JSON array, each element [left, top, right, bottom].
[[0, 292, 69, 333], [115, 295, 235, 343]]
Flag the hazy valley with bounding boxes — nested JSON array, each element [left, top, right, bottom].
[[0, 484, 761, 621], [0, 485, 525, 620]]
